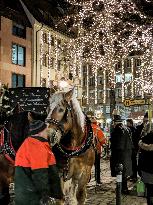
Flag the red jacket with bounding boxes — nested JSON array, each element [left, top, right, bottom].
[[15, 136, 63, 205], [91, 122, 106, 153]]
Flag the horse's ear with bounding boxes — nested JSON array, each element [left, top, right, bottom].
[[64, 87, 75, 102]]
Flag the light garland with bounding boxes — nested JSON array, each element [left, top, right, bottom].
[[40, 30, 44, 87]]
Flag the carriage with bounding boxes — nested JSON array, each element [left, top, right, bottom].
[[0, 86, 95, 205]]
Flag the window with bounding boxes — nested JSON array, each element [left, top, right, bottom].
[[98, 90, 103, 99], [42, 33, 48, 44], [124, 59, 131, 68], [116, 88, 122, 98], [12, 22, 26, 38], [12, 73, 25, 88], [115, 74, 122, 83], [83, 65, 87, 73], [134, 58, 141, 67], [89, 91, 94, 98], [89, 65, 92, 75], [89, 77, 95, 86], [106, 106, 110, 114], [51, 36, 54, 46], [57, 60, 61, 71], [12, 44, 26, 66], [98, 76, 103, 85], [115, 61, 122, 71], [125, 73, 132, 82], [83, 77, 87, 86]]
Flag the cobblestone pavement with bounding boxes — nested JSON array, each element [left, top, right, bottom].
[[10, 159, 147, 205], [86, 159, 147, 205]]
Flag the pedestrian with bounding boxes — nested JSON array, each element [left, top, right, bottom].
[[136, 112, 149, 144], [15, 120, 64, 205], [110, 115, 133, 194], [126, 118, 137, 181], [138, 125, 153, 205], [91, 117, 106, 184]]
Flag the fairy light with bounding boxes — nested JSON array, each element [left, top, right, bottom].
[[103, 69, 106, 103], [48, 32, 52, 87], [55, 0, 153, 108], [95, 67, 98, 104], [40, 30, 44, 87], [87, 63, 89, 104], [131, 58, 134, 98], [121, 58, 125, 102]]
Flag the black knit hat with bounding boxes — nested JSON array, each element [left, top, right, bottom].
[[28, 120, 47, 136], [113, 115, 123, 122]]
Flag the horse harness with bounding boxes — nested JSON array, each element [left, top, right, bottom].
[[0, 128, 15, 164], [45, 102, 72, 136], [52, 116, 94, 181]]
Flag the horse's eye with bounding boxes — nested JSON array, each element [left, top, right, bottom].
[[59, 108, 64, 112]]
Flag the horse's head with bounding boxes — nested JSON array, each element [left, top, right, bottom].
[[46, 88, 75, 146]]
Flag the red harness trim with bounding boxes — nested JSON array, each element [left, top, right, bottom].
[[0, 128, 15, 165], [60, 126, 88, 151], [0, 129, 4, 147]]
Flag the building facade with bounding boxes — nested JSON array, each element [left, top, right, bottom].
[[0, 1, 32, 87], [82, 55, 153, 123]]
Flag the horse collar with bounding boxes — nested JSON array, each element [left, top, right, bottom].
[[55, 117, 93, 157]]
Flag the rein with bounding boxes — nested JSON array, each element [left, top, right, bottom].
[[55, 117, 93, 157]]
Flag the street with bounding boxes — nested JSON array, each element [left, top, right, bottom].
[[86, 159, 146, 205]]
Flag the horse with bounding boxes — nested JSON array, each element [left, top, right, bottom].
[[46, 88, 95, 205], [0, 105, 47, 205]]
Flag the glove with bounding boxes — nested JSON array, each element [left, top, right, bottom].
[[40, 196, 56, 205]]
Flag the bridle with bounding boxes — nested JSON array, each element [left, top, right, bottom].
[[45, 102, 72, 136]]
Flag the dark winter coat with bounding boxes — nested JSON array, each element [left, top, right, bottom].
[[138, 132, 153, 174], [110, 124, 133, 177], [135, 123, 144, 150], [128, 126, 137, 150], [15, 136, 63, 205]]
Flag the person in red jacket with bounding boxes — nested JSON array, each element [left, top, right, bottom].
[[91, 117, 106, 184], [15, 120, 63, 205]]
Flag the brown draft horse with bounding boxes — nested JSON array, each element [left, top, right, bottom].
[[46, 88, 95, 205]]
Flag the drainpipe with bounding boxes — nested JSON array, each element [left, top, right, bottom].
[[35, 24, 43, 86]]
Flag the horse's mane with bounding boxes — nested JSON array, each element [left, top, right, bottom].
[[48, 92, 85, 132]]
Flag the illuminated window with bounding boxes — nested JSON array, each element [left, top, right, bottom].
[[12, 44, 26, 66], [115, 74, 122, 83], [125, 73, 132, 82]]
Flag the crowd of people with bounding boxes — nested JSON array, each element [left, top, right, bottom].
[[87, 110, 153, 205], [110, 112, 153, 205]]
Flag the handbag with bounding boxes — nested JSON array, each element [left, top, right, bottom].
[[136, 179, 145, 197]]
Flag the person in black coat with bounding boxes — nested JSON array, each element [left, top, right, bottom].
[[135, 112, 149, 150], [127, 119, 137, 181], [138, 128, 153, 205], [110, 115, 133, 194]]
